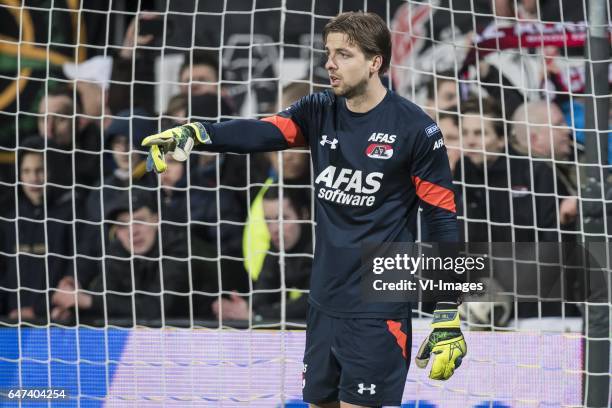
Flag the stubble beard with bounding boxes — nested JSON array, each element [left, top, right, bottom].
[[334, 75, 369, 100]]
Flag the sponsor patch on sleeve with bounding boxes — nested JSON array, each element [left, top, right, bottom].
[[424, 123, 441, 137]]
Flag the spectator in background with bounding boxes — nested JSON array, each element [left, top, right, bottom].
[[476, 2, 535, 120], [98, 109, 157, 190], [1, 137, 73, 323], [169, 93, 258, 296], [160, 152, 249, 302], [179, 50, 219, 97], [243, 146, 310, 283], [265, 149, 311, 186], [154, 83, 263, 315], [475, 0, 594, 120], [179, 50, 237, 117], [212, 187, 312, 324], [459, 97, 505, 172], [38, 87, 102, 186], [455, 97, 560, 242], [423, 70, 459, 118], [51, 190, 220, 325], [166, 93, 254, 269], [456, 97, 567, 319], [242, 81, 313, 279], [37, 87, 74, 149], [511, 100, 577, 227], [37, 86, 102, 209], [77, 109, 158, 286], [108, 14, 157, 115], [511, 100, 573, 161]]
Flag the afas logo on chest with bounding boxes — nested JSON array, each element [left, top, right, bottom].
[[368, 132, 396, 143]]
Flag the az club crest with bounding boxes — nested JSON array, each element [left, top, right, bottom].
[[366, 144, 393, 160]]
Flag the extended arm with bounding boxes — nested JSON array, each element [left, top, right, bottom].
[[141, 116, 305, 173]]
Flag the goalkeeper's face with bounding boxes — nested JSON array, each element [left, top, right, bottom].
[[325, 32, 375, 99]]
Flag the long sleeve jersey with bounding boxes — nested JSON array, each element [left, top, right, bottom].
[[198, 90, 457, 318]]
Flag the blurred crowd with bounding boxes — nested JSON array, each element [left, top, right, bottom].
[[0, 19, 316, 325], [0, 0, 609, 327]]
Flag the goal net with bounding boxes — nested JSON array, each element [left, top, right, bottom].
[[0, 0, 609, 406]]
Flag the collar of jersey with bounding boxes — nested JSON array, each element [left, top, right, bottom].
[[341, 89, 392, 117]]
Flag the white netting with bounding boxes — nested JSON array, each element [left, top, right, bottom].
[[0, 0, 609, 406]]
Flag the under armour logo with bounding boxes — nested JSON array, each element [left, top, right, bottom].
[[320, 135, 338, 149], [357, 383, 376, 395]]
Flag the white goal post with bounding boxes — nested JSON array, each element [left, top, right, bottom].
[[0, 0, 609, 406]]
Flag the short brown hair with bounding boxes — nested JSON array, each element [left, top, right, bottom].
[[323, 11, 392, 75]]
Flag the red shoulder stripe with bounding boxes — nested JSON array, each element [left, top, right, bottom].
[[261, 115, 305, 148], [411, 176, 456, 213]]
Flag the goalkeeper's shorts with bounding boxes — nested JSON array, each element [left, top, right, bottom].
[[302, 307, 411, 407]]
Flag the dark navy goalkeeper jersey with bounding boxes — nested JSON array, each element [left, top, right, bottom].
[[204, 89, 457, 318]]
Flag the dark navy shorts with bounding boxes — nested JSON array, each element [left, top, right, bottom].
[[302, 307, 411, 407]]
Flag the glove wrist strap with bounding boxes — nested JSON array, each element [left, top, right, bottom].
[[186, 122, 211, 144], [432, 303, 460, 329], [435, 302, 458, 310]]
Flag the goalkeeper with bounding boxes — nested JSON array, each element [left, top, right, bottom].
[[143, 11, 466, 408]]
